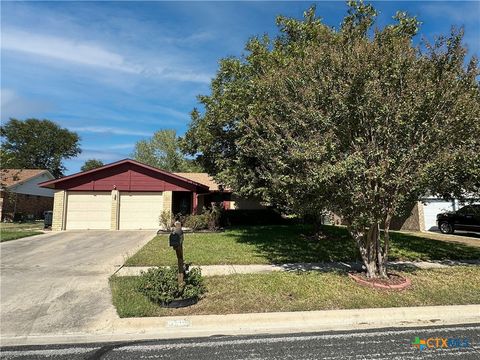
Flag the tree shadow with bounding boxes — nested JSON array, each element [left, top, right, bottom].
[[389, 232, 480, 261], [226, 225, 480, 265], [226, 225, 360, 264]]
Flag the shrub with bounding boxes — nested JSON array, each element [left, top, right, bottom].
[[159, 210, 173, 230], [137, 266, 206, 305], [184, 213, 209, 231]]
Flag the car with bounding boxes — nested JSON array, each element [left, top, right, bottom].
[[436, 204, 480, 234]]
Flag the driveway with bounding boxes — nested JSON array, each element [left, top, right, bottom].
[[0, 231, 155, 339]]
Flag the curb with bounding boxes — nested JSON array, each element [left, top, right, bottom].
[[1, 304, 479, 346]]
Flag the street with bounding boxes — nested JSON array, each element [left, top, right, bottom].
[[1, 324, 479, 359]]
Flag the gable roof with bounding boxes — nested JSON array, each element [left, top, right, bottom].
[[1, 169, 52, 189], [174, 172, 229, 192], [38, 159, 209, 191]]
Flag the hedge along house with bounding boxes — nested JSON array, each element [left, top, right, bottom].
[[39, 159, 210, 231]]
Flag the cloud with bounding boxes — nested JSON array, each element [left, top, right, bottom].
[[69, 126, 151, 137], [1, 88, 53, 120], [1, 29, 139, 73], [106, 143, 136, 150], [72, 149, 127, 162], [1, 28, 213, 83]]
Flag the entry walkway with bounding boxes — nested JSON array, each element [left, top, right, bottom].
[[115, 259, 480, 277]]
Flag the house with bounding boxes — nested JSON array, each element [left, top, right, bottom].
[[0, 169, 55, 220], [39, 159, 263, 231], [391, 197, 479, 232]]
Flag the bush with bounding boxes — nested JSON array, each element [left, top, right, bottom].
[[223, 209, 288, 226], [159, 210, 173, 230], [137, 266, 206, 305], [184, 213, 209, 230]]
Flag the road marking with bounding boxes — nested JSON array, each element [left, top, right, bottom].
[[0, 347, 100, 357]]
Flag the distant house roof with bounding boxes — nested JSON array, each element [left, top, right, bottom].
[[174, 172, 229, 192], [1, 169, 52, 189]]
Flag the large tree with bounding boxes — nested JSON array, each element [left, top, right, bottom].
[[132, 129, 202, 172], [81, 159, 104, 172], [183, 2, 480, 278], [1, 118, 81, 177]]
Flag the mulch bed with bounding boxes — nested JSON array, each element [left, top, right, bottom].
[[348, 271, 411, 290]]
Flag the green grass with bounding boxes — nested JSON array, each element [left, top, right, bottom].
[[110, 266, 480, 317], [125, 225, 480, 266], [0, 222, 44, 242]]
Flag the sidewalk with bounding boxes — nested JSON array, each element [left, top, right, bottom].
[[115, 259, 480, 277], [2, 304, 479, 346]]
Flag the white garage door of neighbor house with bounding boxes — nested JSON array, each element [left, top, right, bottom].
[[119, 192, 163, 230], [66, 192, 112, 230], [423, 200, 455, 232]]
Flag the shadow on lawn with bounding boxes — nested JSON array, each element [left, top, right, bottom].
[[228, 225, 480, 264]]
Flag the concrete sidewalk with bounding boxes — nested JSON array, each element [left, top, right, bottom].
[[115, 259, 480, 277], [2, 304, 479, 346]]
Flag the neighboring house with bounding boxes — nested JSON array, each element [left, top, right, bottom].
[[39, 159, 263, 231], [392, 197, 479, 232], [0, 169, 55, 220]]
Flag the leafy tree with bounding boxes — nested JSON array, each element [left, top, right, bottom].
[[183, 2, 480, 278], [1, 118, 81, 178], [81, 159, 104, 172], [132, 129, 202, 172]]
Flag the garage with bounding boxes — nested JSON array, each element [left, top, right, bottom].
[[422, 199, 455, 231], [65, 192, 111, 230], [119, 192, 163, 230]]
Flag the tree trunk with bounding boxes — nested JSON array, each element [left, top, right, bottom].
[[350, 222, 388, 279]]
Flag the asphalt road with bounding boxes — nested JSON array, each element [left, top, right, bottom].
[[1, 324, 479, 360]]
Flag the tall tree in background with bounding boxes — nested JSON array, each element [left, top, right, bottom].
[[81, 159, 104, 172], [1, 118, 81, 177], [183, 1, 480, 278], [132, 129, 202, 172]]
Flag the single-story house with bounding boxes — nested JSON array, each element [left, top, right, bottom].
[[1, 169, 55, 220], [39, 159, 263, 231]]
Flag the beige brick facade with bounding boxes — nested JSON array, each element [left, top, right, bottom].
[[110, 189, 119, 230], [52, 190, 66, 231], [163, 191, 172, 214]]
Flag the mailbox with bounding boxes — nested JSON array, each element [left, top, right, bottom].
[[169, 232, 181, 247]]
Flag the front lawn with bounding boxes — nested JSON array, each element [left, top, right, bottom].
[[0, 221, 44, 242], [125, 225, 480, 266], [110, 266, 480, 317]]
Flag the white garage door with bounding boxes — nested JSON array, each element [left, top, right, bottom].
[[119, 192, 163, 230], [423, 200, 455, 231], [66, 192, 112, 230]]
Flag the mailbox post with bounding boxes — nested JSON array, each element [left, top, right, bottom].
[[169, 221, 185, 286]]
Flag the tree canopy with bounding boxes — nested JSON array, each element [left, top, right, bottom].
[[132, 129, 202, 172], [81, 159, 104, 172], [183, 1, 480, 278], [1, 118, 81, 178]]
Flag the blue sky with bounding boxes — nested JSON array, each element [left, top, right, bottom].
[[1, 1, 479, 175]]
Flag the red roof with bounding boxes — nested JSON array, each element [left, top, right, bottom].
[[39, 159, 209, 192]]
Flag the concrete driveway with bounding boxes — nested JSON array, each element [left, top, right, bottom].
[[0, 230, 155, 340]]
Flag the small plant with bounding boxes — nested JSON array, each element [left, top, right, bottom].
[[137, 266, 206, 305], [159, 210, 173, 230]]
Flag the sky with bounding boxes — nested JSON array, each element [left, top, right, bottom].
[[1, 1, 479, 175]]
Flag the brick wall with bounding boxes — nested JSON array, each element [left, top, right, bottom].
[[110, 189, 119, 230], [52, 190, 66, 231], [1, 190, 53, 221]]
